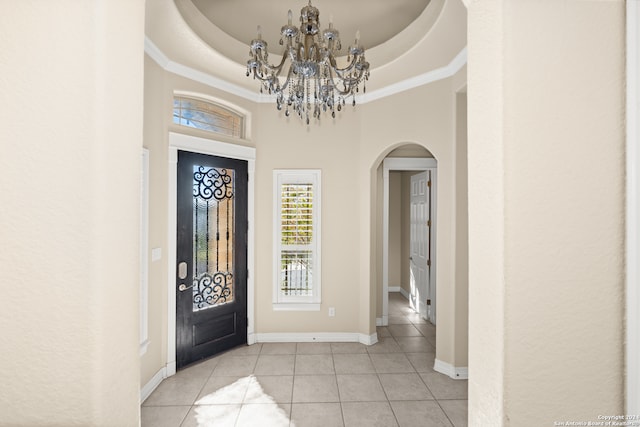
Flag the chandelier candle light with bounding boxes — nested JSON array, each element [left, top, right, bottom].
[[246, 1, 370, 124]]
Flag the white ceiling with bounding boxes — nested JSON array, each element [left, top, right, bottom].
[[189, 0, 431, 53]]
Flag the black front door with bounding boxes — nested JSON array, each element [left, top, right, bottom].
[[176, 150, 247, 369]]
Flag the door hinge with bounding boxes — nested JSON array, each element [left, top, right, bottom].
[[427, 299, 431, 306], [427, 259, 431, 267], [427, 220, 431, 227], [427, 180, 431, 188]]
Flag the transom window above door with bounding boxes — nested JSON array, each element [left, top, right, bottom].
[[173, 95, 245, 139]]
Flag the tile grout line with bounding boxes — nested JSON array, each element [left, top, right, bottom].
[[178, 355, 223, 427], [330, 349, 348, 427], [290, 349, 298, 426], [235, 353, 262, 427], [433, 398, 457, 427], [145, 294, 466, 427], [375, 360, 400, 427]]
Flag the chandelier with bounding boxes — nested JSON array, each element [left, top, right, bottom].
[[246, 1, 370, 124]]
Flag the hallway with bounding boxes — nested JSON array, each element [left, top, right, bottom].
[[141, 292, 468, 426]]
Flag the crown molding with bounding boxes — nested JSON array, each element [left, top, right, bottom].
[[144, 36, 467, 105], [360, 47, 467, 103], [144, 37, 261, 102]]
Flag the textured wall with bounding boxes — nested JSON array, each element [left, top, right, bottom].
[[468, 0, 625, 424], [0, 1, 144, 425]]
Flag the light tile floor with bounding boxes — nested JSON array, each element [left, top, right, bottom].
[[142, 293, 468, 427]]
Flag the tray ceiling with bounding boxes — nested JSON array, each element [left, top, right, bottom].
[[190, 0, 431, 53]]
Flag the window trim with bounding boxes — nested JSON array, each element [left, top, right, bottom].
[[273, 170, 322, 311]]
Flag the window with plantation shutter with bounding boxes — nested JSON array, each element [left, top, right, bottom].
[[273, 170, 321, 310]]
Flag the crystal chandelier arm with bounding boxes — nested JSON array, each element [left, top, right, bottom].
[[327, 53, 357, 74], [321, 56, 369, 96], [331, 66, 366, 88], [328, 72, 360, 96], [327, 50, 369, 82], [248, 47, 288, 81]]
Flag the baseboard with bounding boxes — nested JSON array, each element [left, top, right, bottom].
[[360, 332, 378, 345], [255, 332, 378, 346], [376, 316, 388, 327], [398, 287, 410, 300], [434, 358, 468, 380], [166, 360, 176, 377], [389, 286, 401, 292], [140, 331, 379, 403], [140, 367, 166, 404], [143, 331, 378, 403], [247, 332, 256, 345]]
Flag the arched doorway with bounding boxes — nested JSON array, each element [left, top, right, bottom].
[[372, 144, 436, 328]]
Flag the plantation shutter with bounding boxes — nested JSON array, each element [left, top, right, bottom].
[[280, 183, 314, 296], [273, 171, 321, 308]]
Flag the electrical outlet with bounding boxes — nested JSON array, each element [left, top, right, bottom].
[[328, 307, 335, 317]]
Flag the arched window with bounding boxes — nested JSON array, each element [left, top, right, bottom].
[[173, 96, 245, 139]]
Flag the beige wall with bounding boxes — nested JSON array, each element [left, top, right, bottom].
[[0, 1, 144, 425], [400, 172, 413, 295], [400, 171, 423, 296], [363, 69, 468, 368], [467, 1, 506, 421], [375, 167, 411, 316], [454, 92, 468, 367], [391, 166, 439, 299], [141, 64, 259, 387], [388, 172, 402, 288], [141, 63, 365, 386], [4, 1, 626, 424], [468, 0, 625, 424], [374, 163, 383, 317], [141, 55, 170, 385], [253, 105, 363, 334], [140, 60, 470, 387]]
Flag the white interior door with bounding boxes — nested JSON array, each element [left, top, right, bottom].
[[410, 171, 431, 320]]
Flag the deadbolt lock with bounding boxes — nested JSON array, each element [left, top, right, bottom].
[[178, 261, 188, 279]]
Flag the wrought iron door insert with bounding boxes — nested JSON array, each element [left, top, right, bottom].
[[176, 151, 247, 369]]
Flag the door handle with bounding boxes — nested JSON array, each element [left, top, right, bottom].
[[179, 283, 194, 292], [177, 262, 191, 291]]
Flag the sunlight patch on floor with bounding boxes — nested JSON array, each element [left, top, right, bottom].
[[194, 375, 294, 427]]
